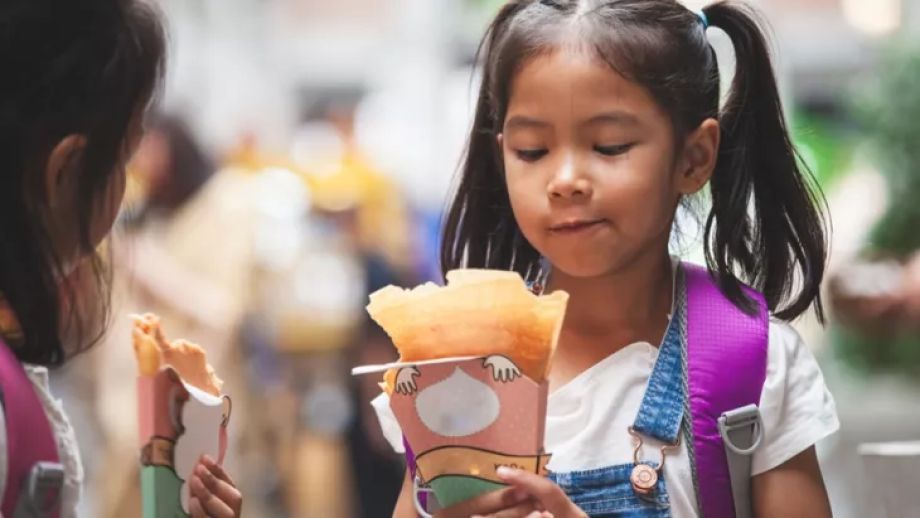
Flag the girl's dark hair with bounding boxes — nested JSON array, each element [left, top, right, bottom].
[[142, 114, 213, 214], [441, 0, 828, 321], [0, 0, 166, 366]]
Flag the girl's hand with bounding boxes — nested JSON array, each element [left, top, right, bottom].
[[188, 455, 243, 518], [433, 485, 541, 518], [473, 467, 587, 518]]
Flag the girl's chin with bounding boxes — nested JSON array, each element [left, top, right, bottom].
[[544, 257, 619, 281]]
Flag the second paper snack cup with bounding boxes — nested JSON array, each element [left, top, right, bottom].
[[133, 314, 231, 518]]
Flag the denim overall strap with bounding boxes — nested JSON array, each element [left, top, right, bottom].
[[631, 268, 686, 444], [548, 272, 686, 517]]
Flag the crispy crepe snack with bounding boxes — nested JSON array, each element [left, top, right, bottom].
[[132, 313, 223, 396], [368, 270, 567, 393]]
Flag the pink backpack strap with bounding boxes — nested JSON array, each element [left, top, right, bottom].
[[0, 339, 61, 517], [684, 263, 768, 518]]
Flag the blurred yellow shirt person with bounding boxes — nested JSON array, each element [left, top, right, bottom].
[[305, 148, 415, 276]]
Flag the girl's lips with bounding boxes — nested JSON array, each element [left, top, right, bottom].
[[548, 219, 608, 234]]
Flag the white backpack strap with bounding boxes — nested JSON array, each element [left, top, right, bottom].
[[718, 404, 764, 518]]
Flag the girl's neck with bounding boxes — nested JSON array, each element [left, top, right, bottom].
[[547, 252, 674, 346]]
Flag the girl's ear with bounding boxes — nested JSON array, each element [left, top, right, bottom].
[[676, 118, 719, 195], [45, 134, 87, 207]]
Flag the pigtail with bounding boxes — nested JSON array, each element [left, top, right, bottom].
[[704, 1, 828, 321]]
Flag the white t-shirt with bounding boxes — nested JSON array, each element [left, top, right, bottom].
[[371, 320, 839, 517], [0, 365, 84, 518]]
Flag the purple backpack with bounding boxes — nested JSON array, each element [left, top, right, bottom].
[[0, 339, 63, 518], [405, 262, 768, 518]]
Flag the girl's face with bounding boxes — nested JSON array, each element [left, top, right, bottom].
[[501, 49, 712, 279]]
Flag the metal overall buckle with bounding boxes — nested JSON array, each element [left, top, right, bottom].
[[628, 427, 680, 502]]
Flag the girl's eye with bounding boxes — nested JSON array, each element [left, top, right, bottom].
[[594, 143, 635, 156], [515, 148, 548, 162]]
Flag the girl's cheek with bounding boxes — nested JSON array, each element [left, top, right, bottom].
[[90, 167, 128, 247]]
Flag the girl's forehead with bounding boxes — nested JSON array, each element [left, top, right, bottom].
[[506, 49, 661, 120]]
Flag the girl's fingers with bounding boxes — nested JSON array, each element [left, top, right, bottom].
[[193, 462, 243, 514], [189, 472, 236, 517], [188, 496, 208, 518], [497, 468, 584, 518], [200, 455, 236, 486], [434, 486, 530, 518], [470, 500, 542, 518], [189, 473, 208, 500]]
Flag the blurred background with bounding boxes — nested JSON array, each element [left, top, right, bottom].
[[49, 0, 920, 516]]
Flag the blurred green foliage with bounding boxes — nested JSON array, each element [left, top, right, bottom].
[[834, 40, 920, 377], [859, 43, 920, 257], [791, 111, 853, 191]]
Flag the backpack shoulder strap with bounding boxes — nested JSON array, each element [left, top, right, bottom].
[[0, 339, 60, 517], [683, 262, 768, 518]]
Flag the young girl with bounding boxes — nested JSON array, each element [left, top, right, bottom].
[[0, 1, 241, 516], [373, 1, 838, 516]]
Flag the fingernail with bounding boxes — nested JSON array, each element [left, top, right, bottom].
[[497, 466, 519, 479], [196, 464, 208, 476]]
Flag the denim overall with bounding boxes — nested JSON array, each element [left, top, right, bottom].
[[548, 271, 691, 518]]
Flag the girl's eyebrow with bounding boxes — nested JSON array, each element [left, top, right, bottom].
[[504, 115, 551, 130], [585, 111, 640, 127], [504, 111, 641, 131]]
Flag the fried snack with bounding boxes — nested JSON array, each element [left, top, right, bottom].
[[131, 313, 224, 396], [367, 269, 568, 393]]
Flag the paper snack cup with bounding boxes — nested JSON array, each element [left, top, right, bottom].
[[133, 314, 230, 518], [389, 355, 551, 508]]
